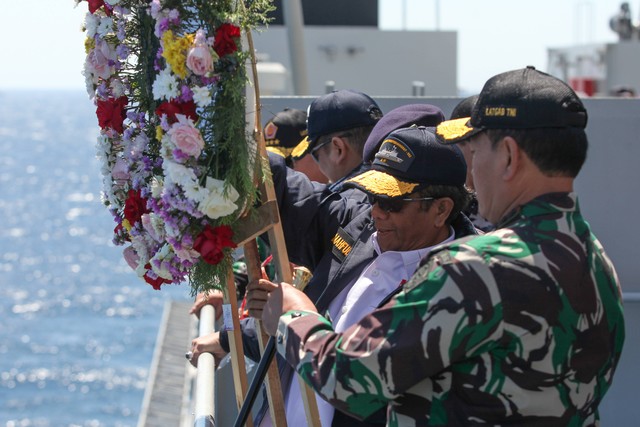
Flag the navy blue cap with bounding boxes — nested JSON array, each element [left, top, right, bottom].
[[306, 89, 383, 147], [346, 126, 466, 198], [362, 104, 445, 162]]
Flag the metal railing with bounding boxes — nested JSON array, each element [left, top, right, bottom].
[[193, 304, 216, 427]]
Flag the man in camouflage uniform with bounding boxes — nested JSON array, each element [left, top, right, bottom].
[[448, 94, 494, 232], [253, 67, 625, 426]]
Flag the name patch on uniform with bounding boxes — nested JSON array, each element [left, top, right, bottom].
[[331, 228, 355, 262]]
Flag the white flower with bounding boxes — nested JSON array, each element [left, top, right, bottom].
[[152, 68, 179, 101], [199, 177, 239, 219], [150, 177, 164, 198], [84, 12, 99, 38], [97, 17, 114, 38], [105, 0, 121, 5], [110, 79, 126, 98], [174, 245, 200, 264], [83, 70, 96, 98], [149, 0, 162, 19], [130, 132, 149, 158], [131, 236, 151, 271], [163, 159, 198, 188], [142, 213, 165, 243], [149, 244, 175, 280], [192, 86, 213, 107]]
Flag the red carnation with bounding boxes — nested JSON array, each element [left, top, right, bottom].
[[123, 189, 149, 226], [96, 96, 128, 133], [87, 0, 104, 14], [193, 225, 237, 265], [213, 23, 241, 57], [155, 99, 198, 124], [87, 0, 112, 16]]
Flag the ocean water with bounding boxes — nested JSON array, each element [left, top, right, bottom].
[[0, 91, 191, 427]]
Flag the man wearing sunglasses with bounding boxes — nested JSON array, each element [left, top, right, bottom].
[[304, 89, 383, 196], [247, 125, 477, 426], [254, 67, 625, 426], [190, 109, 470, 426]]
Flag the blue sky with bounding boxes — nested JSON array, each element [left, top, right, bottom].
[[0, 0, 620, 93]]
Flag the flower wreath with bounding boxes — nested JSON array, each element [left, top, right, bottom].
[[78, 0, 274, 294]]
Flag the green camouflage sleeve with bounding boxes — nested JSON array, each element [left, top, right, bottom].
[[277, 196, 625, 425], [275, 247, 504, 421]]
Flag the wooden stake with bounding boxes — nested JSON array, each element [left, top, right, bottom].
[[224, 267, 254, 427]]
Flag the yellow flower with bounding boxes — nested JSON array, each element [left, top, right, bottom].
[[156, 125, 164, 141], [162, 30, 195, 79], [85, 37, 95, 54], [122, 219, 132, 233]]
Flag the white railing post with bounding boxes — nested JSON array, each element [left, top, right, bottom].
[[194, 304, 215, 427]]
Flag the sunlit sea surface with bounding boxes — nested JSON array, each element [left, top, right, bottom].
[[0, 91, 191, 427]]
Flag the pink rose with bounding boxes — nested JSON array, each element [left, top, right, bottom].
[[168, 116, 204, 158], [187, 30, 217, 76], [123, 246, 140, 270], [187, 45, 215, 76], [86, 39, 117, 81], [112, 157, 130, 183]]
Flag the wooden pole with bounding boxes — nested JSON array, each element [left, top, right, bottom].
[[243, 22, 322, 427], [224, 268, 254, 427]]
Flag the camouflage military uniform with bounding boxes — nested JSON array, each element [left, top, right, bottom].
[[276, 193, 625, 426]]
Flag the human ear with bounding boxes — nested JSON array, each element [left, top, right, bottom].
[[502, 137, 521, 181], [331, 136, 348, 162], [433, 198, 454, 227]]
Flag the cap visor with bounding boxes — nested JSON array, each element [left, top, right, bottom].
[[435, 117, 481, 144], [291, 137, 311, 160], [346, 169, 419, 198], [266, 146, 289, 158]]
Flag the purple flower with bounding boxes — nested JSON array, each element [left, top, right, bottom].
[[180, 84, 193, 102], [116, 21, 126, 41], [97, 82, 109, 99], [116, 44, 130, 59], [123, 127, 135, 142], [172, 149, 190, 162], [160, 114, 170, 131], [156, 18, 170, 36]]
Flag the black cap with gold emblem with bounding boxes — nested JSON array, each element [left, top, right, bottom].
[[264, 108, 308, 158], [436, 66, 588, 145], [346, 126, 466, 198]]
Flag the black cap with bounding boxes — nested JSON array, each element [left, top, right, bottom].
[[362, 104, 445, 162], [450, 95, 479, 120], [306, 89, 383, 148], [264, 108, 308, 158], [345, 126, 466, 198], [436, 66, 588, 144]]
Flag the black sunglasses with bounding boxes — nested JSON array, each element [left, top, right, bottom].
[[367, 194, 435, 213], [310, 138, 331, 162], [310, 133, 352, 163]]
